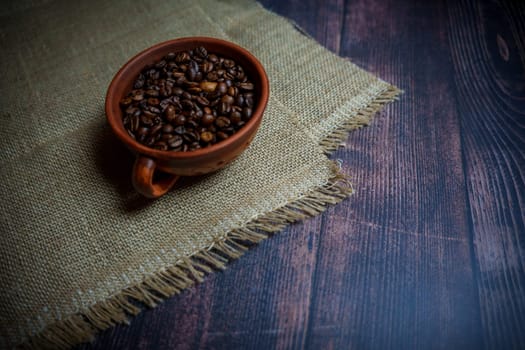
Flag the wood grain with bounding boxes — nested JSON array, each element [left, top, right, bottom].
[[447, 0, 525, 348], [78, 0, 525, 349]]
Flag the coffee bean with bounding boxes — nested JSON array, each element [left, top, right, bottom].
[[162, 124, 174, 134], [215, 116, 231, 129], [195, 46, 208, 58], [154, 141, 168, 151], [223, 59, 235, 68], [218, 102, 231, 115], [132, 93, 144, 101], [242, 107, 253, 119], [235, 94, 244, 106], [200, 131, 214, 143], [175, 52, 190, 63], [121, 45, 257, 151], [188, 86, 202, 94], [146, 89, 159, 97], [174, 115, 186, 126], [173, 126, 185, 135], [195, 96, 209, 106], [200, 81, 217, 92], [217, 131, 229, 140], [130, 115, 140, 131], [221, 95, 234, 104], [201, 62, 214, 73], [230, 111, 242, 124], [181, 99, 193, 110], [147, 98, 160, 105], [201, 114, 215, 126], [168, 135, 183, 148], [120, 97, 133, 106], [161, 133, 175, 141], [150, 124, 163, 135], [137, 126, 149, 136], [239, 82, 254, 91]]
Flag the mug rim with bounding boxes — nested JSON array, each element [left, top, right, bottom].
[[105, 37, 269, 160]]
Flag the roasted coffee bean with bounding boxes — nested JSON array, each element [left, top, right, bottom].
[[150, 124, 163, 135], [217, 131, 229, 140], [173, 126, 185, 135], [145, 89, 159, 97], [132, 93, 144, 101], [200, 81, 217, 92], [173, 115, 186, 126], [187, 68, 197, 81], [235, 94, 244, 106], [244, 94, 254, 107], [162, 124, 174, 134], [147, 98, 160, 105], [215, 116, 231, 129], [242, 107, 253, 119], [130, 115, 140, 131], [121, 45, 257, 151], [161, 133, 175, 141], [145, 136, 156, 146], [173, 87, 184, 95], [230, 111, 242, 124], [221, 95, 234, 104], [206, 71, 219, 81], [154, 141, 168, 151], [239, 82, 254, 91], [195, 96, 209, 106], [181, 99, 193, 110], [218, 102, 231, 115], [223, 59, 235, 68], [216, 82, 228, 94], [201, 113, 215, 126], [201, 62, 214, 73], [175, 52, 190, 63], [134, 74, 145, 89], [140, 115, 153, 125], [195, 46, 208, 58], [120, 97, 133, 106], [168, 137, 183, 149], [200, 131, 214, 143], [148, 106, 161, 114], [137, 126, 149, 136]]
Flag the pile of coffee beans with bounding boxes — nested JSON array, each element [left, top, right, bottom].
[[120, 46, 256, 152]]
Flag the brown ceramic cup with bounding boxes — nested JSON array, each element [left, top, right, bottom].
[[105, 37, 269, 198]]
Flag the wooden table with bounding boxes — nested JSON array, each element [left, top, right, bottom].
[[80, 0, 525, 348]]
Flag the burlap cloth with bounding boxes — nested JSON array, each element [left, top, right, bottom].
[[0, 0, 399, 348]]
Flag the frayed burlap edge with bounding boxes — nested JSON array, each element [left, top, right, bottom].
[[19, 85, 400, 350], [319, 85, 402, 153]]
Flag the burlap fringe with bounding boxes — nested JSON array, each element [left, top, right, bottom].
[[21, 85, 400, 350], [319, 85, 402, 153]]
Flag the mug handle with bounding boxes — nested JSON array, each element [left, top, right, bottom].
[[132, 156, 179, 198]]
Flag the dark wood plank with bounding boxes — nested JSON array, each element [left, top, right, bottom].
[[300, 0, 484, 348], [446, 0, 525, 348]]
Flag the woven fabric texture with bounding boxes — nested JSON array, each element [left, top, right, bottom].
[[0, 0, 399, 348]]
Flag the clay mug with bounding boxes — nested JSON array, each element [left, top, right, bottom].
[[105, 37, 269, 198]]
